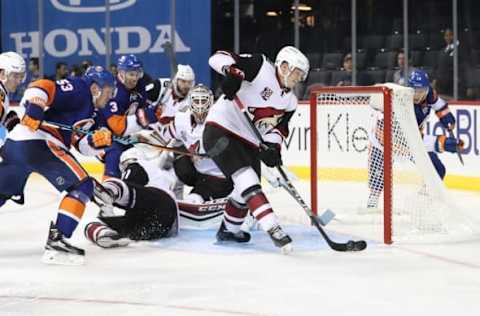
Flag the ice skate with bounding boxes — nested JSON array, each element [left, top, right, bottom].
[[216, 221, 251, 243], [267, 225, 292, 254], [41, 222, 85, 265]]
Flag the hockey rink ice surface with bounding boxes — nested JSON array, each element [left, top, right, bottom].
[[1, 176, 480, 316]]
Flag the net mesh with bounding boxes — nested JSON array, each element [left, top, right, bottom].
[[311, 84, 473, 243]]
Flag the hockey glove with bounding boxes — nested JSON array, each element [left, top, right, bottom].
[[221, 65, 245, 100], [21, 101, 45, 131], [436, 108, 455, 130], [88, 128, 112, 149], [435, 135, 464, 153], [136, 104, 162, 128], [4, 110, 20, 131], [259, 142, 282, 167]]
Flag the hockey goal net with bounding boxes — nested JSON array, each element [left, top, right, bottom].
[[309, 84, 471, 244]]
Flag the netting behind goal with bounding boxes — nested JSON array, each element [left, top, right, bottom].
[[309, 84, 473, 244]]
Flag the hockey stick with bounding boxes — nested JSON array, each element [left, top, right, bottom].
[[447, 130, 464, 165], [232, 96, 367, 252], [42, 120, 227, 158]]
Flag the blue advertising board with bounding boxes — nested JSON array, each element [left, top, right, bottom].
[[1, 0, 211, 85]]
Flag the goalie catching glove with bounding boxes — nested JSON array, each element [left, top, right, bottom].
[[259, 142, 282, 167], [221, 65, 245, 100]]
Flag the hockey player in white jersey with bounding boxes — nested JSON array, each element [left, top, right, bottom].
[[203, 46, 309, 253], [0, 52, 26, 146], [84, 147, 231, 248], [145, 64, 195, 125], [157, 84, 234, 203]]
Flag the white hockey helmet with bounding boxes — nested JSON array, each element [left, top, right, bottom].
[[173, 64, 195, 98], [275, 46, 309, 86], [189, 84, 213, 124], [0, 51, 26, 81]]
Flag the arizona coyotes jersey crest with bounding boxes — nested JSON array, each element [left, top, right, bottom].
[[206, 54, 297, 146]]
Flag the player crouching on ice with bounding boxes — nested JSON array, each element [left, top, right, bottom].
[[0, 66, 116, 265], [367, 69, 464, 208], [202, 46, 309, 253], [84, 85, 236, 248]]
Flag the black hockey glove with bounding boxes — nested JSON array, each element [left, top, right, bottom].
[[4, 110, 20, 131], [221, 65, 245, 100], [258, 142, 282, 167]]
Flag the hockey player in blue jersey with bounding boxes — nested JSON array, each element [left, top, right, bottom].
[[96, 54, 160, 179], [367, 69, 464, 208], [0, 66, 116, 265]]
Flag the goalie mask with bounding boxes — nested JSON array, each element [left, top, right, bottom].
[[189, 84, 213, 124], [173, 64, 195, 98], [275, 46, 309, 89], [0, 51, 26, 93]]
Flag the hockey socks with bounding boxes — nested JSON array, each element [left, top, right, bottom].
[[84, 222, 130, 248]]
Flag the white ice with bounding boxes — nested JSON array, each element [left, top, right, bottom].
[[1, 175, 480, 316]]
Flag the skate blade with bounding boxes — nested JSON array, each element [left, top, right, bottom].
[[41, 249, 85, 265], [96, 237, 130, 249], [280, 243, 293, 255]]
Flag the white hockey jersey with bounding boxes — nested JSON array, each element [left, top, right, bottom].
[[206, 51, 297, 147], [161, 110, 225, 178], [145, 78, 189, 124]]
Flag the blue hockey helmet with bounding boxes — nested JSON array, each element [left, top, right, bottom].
[[408, 69, 430, 88], [83, 65, 115, 88], [117, 54, 143, 72]]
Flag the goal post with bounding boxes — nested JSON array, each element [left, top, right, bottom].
[[309, 84, 472, 244]]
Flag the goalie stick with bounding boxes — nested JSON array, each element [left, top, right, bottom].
[[42, 120, 228, 158], [233, 96, 367, 252]]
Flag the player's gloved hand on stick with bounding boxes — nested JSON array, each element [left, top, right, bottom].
[[435, 135, 464, 153], [88, 127, 112, 149], [136, 104, 162, 128], [4, 111, 20, 131], [221, 65, 245, 100], [436, 109, 456, 131], [259, 142, 282, 167], [21, 101, 44, 131]]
